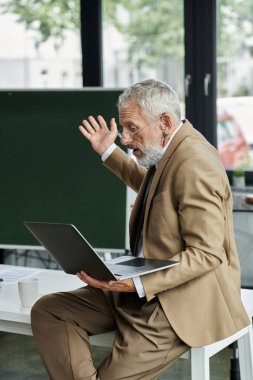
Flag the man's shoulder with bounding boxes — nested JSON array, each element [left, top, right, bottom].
[[174, 129, 217, 161], [166, 125, 225, 175]]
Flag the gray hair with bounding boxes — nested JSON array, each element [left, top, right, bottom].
[[117, 79, 181, 124]]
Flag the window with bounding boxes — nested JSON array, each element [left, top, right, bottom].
[[102, 0, 185, 102], [216, 0, 253, 169], [0, 1, 82, 88]]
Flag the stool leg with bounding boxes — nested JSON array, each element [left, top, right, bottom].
[[238, 325, 253, 380], [191, 347, 210, 380]]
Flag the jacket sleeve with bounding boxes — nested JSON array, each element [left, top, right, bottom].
[[103, 147, 147, 192]]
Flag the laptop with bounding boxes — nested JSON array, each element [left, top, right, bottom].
[[24, 222, 179, 281]]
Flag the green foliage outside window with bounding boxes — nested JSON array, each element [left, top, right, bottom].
[[0, 0, 80, 48], [1, 0, 253, 66]]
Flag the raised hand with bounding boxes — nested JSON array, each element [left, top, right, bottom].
[[79, 115, 118, 156]]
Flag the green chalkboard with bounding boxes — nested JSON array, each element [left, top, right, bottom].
[[0, 90, 126, 248]]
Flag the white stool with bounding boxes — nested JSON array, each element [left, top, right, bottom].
[[187, 288, 253, 380], [89, 289, 253, 380]]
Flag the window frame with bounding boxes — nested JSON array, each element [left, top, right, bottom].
[[80, 0, 253, 185]]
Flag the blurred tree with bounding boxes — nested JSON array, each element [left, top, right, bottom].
[[217, 0, 253, 57], [103, 0, 183, 68], [0, 0, 79, 48], [1, 0, 252, 63]]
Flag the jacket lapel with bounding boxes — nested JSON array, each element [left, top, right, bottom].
[[129, 166, 155, 252], [146, 120, 193, 206], [129, 120, 194, 253]]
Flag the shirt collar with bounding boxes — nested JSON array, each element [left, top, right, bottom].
[[158, 121, 184, 165]]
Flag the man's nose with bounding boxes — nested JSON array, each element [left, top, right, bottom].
[[120, 134, 132, 145]]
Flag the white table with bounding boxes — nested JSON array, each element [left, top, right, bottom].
[[0, 264, 115, 346], [0, 264, 83, 336], [1, 264, 252, 350]]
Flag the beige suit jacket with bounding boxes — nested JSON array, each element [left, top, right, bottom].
[[104, 120, 250, 347]]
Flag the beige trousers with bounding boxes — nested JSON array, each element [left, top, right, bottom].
[[31, 286, 189, 380]]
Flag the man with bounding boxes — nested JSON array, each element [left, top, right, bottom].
[[31, 79, 249, 380]]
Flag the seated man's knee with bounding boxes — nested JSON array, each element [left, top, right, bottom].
[[31, 293, 58, 322]]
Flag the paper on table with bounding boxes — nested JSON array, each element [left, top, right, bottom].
[[0, 267, 43, 283]]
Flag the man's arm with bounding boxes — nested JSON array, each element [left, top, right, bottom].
[[79, 115, 138, 293], [79, 115, 146, 192], [103, 147, 147, 193]]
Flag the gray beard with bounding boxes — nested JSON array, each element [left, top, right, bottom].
[[136, 146, 164, 168]]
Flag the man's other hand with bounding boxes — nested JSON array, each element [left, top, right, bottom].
[[79, 115, 118, 156], [76, 271, 136, 293]]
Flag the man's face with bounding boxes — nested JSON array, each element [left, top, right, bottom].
[[119, 101, 164, 167]]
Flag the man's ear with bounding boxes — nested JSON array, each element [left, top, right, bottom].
[[160, 113, 172, 132]]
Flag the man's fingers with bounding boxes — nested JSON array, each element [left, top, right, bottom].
[[79, 126, 91, 140], [97, 115, 108, 130], [112, 282, 126, 288], [82, 119, 96, 135], [76, 272, 87, 284], [80, 271, 107, 288], [80, 115, 117, 140], [110, 118, 118, 133], [88, 116, 100, 131], [77, 272, 135, 292]]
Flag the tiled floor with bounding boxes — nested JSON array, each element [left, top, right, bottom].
[[0, 332, 233, 379]]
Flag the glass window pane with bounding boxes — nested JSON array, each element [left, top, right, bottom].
[[103, 0, 185, 103], [216, 0, 253, 169], [0, 1, 82, 88]]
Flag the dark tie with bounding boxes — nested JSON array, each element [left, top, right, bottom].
[[132, 166, 156, 256]]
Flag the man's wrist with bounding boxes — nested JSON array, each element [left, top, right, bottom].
[[133, 276, 146, 298], [101, 143, 117, 161]]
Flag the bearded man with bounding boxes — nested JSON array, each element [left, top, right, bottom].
[[31, 79, 249, 380]]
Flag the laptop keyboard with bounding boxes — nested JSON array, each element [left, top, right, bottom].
[[106, 264, 155, 276]]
